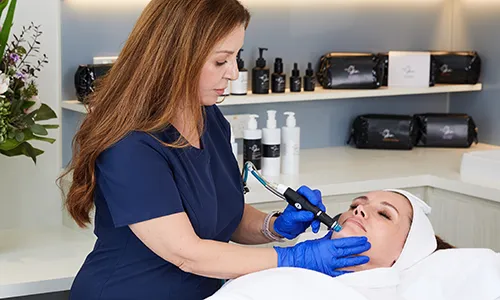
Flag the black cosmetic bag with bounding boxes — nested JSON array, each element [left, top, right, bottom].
[[414, 113, 478, 148], [431, 51, 481, 84], [317, 53, 383, 89], [347, 114, 418, 150], [74, 63, 113, 103], [377, 52, 437, 87]]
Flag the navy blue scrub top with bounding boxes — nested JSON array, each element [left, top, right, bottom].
[[69, 105, 245, 300]]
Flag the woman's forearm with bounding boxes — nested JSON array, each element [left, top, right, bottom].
[[231, 204, 282, 245], [130, 212, 280, 281], [180, 238, 278, 279]]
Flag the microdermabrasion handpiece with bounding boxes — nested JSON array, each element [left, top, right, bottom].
[[276, 184, 343, 232], [241, 161, 342, 232]]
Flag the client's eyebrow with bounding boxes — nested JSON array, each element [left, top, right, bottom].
[[381, 201, 399, 215], [353, 196, 368, 202]]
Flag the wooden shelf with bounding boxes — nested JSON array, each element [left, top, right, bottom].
[[62, 83, 482, 113]]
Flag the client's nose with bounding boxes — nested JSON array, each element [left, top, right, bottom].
[[354, 206, 366, 218]]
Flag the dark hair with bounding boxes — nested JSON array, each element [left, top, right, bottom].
[[435, 235, 455, 250]]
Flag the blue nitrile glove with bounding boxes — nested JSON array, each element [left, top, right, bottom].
[[273, 185, 326, 239], [274, 231, 371, 277]]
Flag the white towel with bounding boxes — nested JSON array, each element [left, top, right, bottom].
[[205, 267, 369, 300], [398, 248, 500, 300], [383, 189, 437, 271], [207, 250, 500, 300]]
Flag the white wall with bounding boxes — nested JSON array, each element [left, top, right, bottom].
[[0, 0, 62, 229]]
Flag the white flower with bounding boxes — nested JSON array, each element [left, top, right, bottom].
[[0, 73, 10, 95], [25, 95, 41, 114]]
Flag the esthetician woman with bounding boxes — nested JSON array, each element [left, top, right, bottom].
[[62, 0, 371, 299]]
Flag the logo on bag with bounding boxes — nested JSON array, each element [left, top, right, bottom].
[[440, 64, 453, 74], [440, 126, 454, 140], [381, 129, 395, 138], [345, 65, 360, 76], [380, 129, 399, 142]]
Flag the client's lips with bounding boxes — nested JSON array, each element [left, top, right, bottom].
[[344, 217, 367, 232]]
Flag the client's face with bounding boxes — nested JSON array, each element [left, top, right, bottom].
[[333, 191, 413, 271]]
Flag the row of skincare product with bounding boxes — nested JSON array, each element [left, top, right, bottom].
[[271, 58, 286, 93], [231, 49, 248, 95], [242, 111, 300, 176], [250, 48, 315, 94], [289, 62, 316, 92], [252, 47, 270, 94], [243, 115, 262, 170], [262, 110, 281, 176]]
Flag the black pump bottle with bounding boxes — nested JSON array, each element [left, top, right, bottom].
[[271, 58, 286, 93], [290, 63, 301, 92], [252, 47, 270, 94], [304, 62, 315, 92]]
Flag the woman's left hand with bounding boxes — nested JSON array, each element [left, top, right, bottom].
[[273, 186, 326, 240]]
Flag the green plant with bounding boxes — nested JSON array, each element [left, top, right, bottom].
[[0, 0, 58, 164], [0, 0, 17, 56]]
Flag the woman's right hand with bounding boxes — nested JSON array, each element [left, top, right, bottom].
[[273, 231, 371, 277]]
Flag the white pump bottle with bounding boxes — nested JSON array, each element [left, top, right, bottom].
[[262, 110, 281, 177], [281, 112, 300, 175], [243, 114, 262, 170]]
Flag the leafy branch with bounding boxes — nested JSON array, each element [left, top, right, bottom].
[[0, 0, 58, 164]]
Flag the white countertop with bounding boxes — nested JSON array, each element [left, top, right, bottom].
[[2, 143, 500, 298], [244, 143, 500, 204]]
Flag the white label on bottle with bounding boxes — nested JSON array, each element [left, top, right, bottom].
[[231, 72, 248, 94]]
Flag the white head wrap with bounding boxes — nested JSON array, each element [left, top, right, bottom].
[[384, 189, 437, 271]]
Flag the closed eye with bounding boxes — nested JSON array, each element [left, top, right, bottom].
[[216, 61, 228, 66], [379, 211, 391, 220]]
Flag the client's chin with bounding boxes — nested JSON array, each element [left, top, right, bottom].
[[332, 229, 374, 272]]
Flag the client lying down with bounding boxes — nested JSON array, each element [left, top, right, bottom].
[[332, 189, 453, 272], [207, 189, 500, 300]]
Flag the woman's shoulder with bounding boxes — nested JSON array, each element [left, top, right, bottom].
[[99, 131, 167, 163], [114, 131, 162, 148]]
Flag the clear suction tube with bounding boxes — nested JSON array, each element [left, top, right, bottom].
[[242, 161, 284, 200], [241, 161, 342, 232]]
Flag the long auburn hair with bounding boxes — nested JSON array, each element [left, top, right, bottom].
[[59, 0, 251, 228]]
